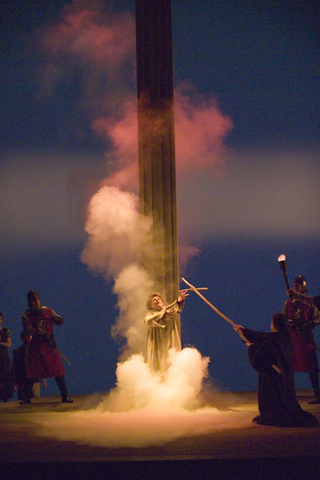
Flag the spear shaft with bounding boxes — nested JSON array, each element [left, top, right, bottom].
[[58, 349, 71, 366], [181, 277, 250, 344], [181, 277, 235, 327], [179, 288, 208, 292], [181, 277, 282, 372]]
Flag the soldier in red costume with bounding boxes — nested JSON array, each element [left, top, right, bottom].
[[0, 312, 13, 402], [282, 275, 320, 404], [21, 290, 73, 404]]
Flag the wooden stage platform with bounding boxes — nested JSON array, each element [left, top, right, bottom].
[[1, 389, 320, 479]]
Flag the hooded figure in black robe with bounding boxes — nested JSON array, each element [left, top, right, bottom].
[[234, 313, 317, 427]]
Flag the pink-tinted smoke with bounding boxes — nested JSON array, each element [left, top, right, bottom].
[[174, 83, 234, 177], [35, 0, 235, 351], [36, 0, 233, 186], [92, 99, 139, 192], [36, 0, 136, 115], [41, 2, 134, 68], [34, 0, 237, 419]]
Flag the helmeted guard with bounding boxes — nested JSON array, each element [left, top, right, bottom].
[[22, 290, 73, 404], [283, 275, 320, 403]]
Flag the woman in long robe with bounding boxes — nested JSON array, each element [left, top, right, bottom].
[[234, 313, 317, 427], [144, 290, 188, 373]]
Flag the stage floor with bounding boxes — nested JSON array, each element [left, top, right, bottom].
[[2, 389, 320, 479]]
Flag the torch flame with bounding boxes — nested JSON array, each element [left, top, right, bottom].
[[278, 254, 286, 263]]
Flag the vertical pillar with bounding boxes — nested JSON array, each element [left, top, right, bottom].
[[135, 0, 179, 308]]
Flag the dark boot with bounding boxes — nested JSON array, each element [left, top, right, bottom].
[[308, 373, 320, 404], [20, 378, 34, 401], [309, 372, 320, 397], [55, 376, 73, 403], [61, 395, 73, 403]]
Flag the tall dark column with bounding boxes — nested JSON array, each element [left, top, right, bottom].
[[135, 0, 179, 309]]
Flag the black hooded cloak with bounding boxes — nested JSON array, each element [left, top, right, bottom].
[[243, 327, 317, 427]]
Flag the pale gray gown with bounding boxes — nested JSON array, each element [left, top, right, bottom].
[[144, 301, 184, 373]]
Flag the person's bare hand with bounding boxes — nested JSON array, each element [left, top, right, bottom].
[[233, 324, 244, 333], [178, 289, 189, 303]]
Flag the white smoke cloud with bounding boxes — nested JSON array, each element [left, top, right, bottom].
[[35, 348, 254, 448], [76, 176, 235, 444], [111, 264, 153, 359], [80, 185, 158, 359], [2, 2, 319, 447], [81, 185, 152, 278], [37, 399, 254, 448], [105, 348, 209, 412]]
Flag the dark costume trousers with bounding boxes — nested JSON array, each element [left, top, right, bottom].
[[19, 378, 35, 401], [55, 376, 69, 397]]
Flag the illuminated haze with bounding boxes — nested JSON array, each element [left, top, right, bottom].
[[1, 0, 320, 446], [8, 0, 248, 444]]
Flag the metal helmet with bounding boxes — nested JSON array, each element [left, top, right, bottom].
[[27, 289, 40, 301], [293, 275, 307, 294], [27, 290, 41, 307]]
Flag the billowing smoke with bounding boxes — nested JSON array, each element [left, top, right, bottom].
[[3, 0, 320, 447], [35, 349, 254, 448], [80, 185, 156, 358], [2, 0, 261, 446], [105, 348, 209, 412], [42, 0, 233, 364], [32, 0, 236, 413], [36, 389, 254, 448], [36, 0, 136, 114], [2, 0, 320, 253]]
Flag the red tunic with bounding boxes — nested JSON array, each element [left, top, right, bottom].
[[22, 307, 65, 379], [282, 299, 319, 373]]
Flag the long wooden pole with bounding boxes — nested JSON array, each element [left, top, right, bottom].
[[182, 277, 282, 373], [181, 277, 236, 327]]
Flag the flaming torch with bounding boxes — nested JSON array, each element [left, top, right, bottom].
[[278, 254, 290, 289], [278, 254, 293, 300]]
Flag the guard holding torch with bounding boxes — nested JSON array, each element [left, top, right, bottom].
[[279, 255, 320, 404]]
